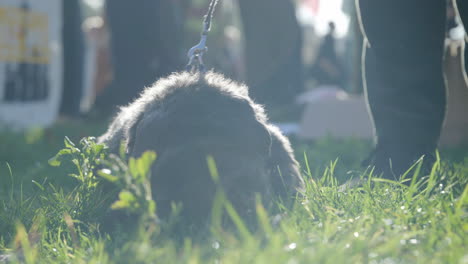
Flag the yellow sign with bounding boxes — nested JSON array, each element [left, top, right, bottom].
[[0, 6, 49, 64]]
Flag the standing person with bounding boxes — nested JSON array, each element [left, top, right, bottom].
[[357, 0, 468, 178], [309, 22, 344, 87]]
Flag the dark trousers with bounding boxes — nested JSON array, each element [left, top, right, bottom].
[[357, 0, 467, 174]]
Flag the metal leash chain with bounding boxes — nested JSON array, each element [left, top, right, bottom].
[[186, 0, 220, 72]]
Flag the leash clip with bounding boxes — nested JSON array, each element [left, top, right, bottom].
[[186, 22, 210, 72]]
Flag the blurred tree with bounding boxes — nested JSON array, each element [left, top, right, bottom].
[[59, 0, 84, 117], [95, 0, 184, 114], [238, 0, 304, 108]]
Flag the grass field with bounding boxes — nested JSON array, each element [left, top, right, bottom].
[[0, 120, 467, 263]]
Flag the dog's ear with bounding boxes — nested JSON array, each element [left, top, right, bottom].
[[265, 125, 305, 199], [128, 109, 170, 158], [125, 113, 145, 156]]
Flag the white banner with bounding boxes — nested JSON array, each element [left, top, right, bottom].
[[0, 0, 62, 129]]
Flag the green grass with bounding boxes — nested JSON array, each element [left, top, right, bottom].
[[0, 121, 467, 263]]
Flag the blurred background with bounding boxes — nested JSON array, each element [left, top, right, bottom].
[[0, 0, 467, 146]]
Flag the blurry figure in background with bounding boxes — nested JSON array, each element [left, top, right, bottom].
[[59, 0, 85, 118], [450, 1, 468, 77], [357, 0, 468, 179], [308, 22, 344, 88], [95, 0, 184, 114], [238, 0, 304, 109], [439, 1, 468, 147], [81, 15, 113, 113]]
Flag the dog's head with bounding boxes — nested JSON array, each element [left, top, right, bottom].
[[126, 72, 275, 223]]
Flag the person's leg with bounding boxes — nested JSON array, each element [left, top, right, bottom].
[[357, 0, 447, 178]]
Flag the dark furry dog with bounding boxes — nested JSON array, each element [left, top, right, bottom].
[[98, 71, 304, 224]]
